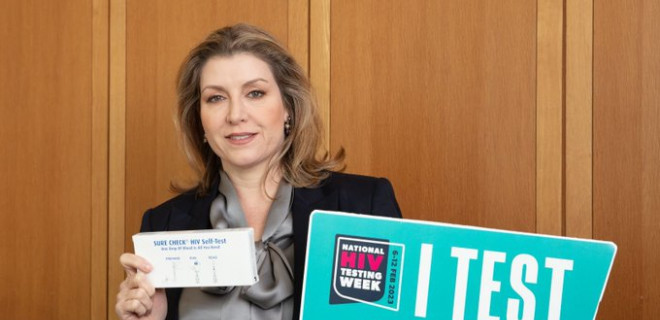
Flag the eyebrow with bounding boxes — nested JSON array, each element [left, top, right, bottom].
[[201, 78, 269, 93]]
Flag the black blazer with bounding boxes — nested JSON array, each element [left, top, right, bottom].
[[139, 172, 402, 320]]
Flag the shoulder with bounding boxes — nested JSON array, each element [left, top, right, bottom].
[[300, 171, 402, 218], [320, 172, 398, 203], [148, 189, 200, 214], [140, 188, 212, 232], [295, 171, 393, 200], [319, 171, 393, 190]]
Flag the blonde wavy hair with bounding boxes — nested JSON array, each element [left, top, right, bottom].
[[175, 23, 344, 196]]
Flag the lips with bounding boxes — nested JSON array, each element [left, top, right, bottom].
[[225, 132, 257, 144], [227, 133, 255, 140]]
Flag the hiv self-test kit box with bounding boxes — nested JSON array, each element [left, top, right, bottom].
[[132, 228, 258, 288]]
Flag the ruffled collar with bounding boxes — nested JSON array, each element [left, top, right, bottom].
[[202, 171, 295, 310]]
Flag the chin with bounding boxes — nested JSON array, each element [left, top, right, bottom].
[[224, 157, 269, 170]]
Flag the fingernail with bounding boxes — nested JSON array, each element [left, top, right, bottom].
[[143, 263, 152, 272]]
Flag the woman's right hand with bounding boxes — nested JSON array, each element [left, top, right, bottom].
[[116, 253, 167, 320]]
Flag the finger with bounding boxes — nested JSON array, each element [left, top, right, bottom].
[[131, 298, 148, 317], [118, 298, 148, 318], [120, 253, 153, 275], [134, 272, 156, 297], [115, 298, 138, 320], [115, 299, 143, 320], [119, 272, 155, 296], [126, 286, 154, 311], [119, 272, 156, 298]]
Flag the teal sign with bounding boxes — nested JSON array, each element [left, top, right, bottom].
[[300, 211, 616, 320]]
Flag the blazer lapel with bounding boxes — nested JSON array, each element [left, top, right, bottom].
[[291, 182, 340, 318], [168, 186, 218, 231], [163, 185, 218, 320], [291, 184, 341, 254]]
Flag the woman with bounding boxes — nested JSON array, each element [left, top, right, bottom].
[[116, 24, 401, 320]]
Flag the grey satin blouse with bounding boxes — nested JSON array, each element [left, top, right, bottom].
[[179, 172, 294, 319]]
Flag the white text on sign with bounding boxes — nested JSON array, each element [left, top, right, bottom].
[[414, 245, 574, 320]]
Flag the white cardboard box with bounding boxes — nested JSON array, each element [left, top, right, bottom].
[[132, 228, 258, 288]]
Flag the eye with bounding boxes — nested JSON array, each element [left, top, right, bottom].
[[206, 95, 225, 103], [247, 90, 265, 99]]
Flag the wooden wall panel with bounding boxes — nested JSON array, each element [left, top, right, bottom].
[[108, 0, 126, 317], [310, 0, 331, 150], [0, 0, 94, 319], [329, 0, 537, 232], [536, 0, 564, 236], [565, 0, 593, 239], [92, 0, 110, 317], [594, 0, 660, 319]]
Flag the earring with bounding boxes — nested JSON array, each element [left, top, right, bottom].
[[203, 136, 208, 144], [284, 116, 292, 136]]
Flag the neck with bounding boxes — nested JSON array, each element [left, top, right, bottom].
[[222, 163, 282, 200]]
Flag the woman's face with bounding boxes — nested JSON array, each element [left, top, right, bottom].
[[199, 53, 288, 174]]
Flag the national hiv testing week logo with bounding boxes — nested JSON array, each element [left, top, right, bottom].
[[330, 235, 405, 311]]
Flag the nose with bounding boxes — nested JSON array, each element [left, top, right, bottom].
[[226, 98, 247, 124]]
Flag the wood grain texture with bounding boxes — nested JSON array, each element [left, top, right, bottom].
[[594, 0, 660, 318], [109, 0, 127, 318], [536, 0, 564, 236], [0, 0, 93, 318], [288, 0, 309, 73], [565, 0, 593, 239], [310, 0, 331, 151], [92, 0, 109, 318], [329, 0, 537, 232]]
